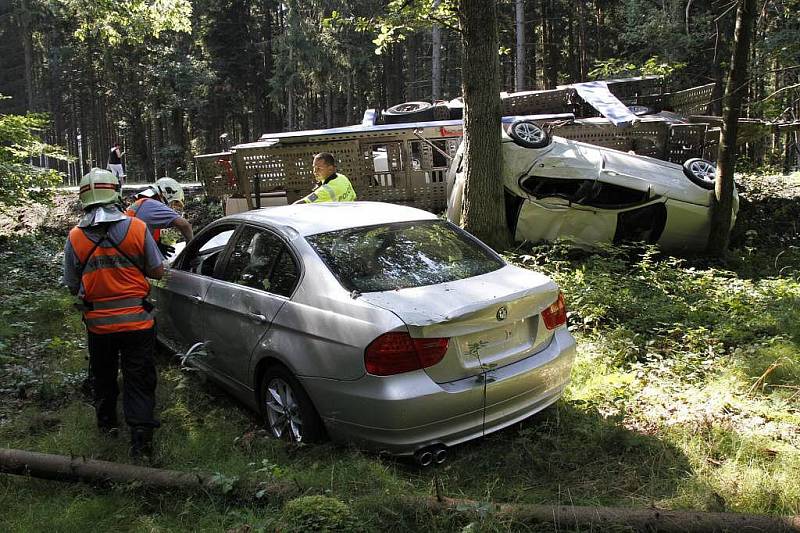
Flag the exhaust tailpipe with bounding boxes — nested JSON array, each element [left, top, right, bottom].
[[414, 444, 448, 467], [415, 449, 434, 467], [434, 446, 447, 464]]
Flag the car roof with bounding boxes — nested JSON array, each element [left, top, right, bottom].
[[228, 201, 439, 237]]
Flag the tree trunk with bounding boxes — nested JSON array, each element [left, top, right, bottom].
[[432, 0, 442, 101], [541, 0, 558, 89], [576, 0, 587, 81], [514, 0, 525, 91], [5, 448, 799, 532], [0, 448, 294, 500], [459, 0, 510, 250], [346, 72, 353, 125], [567, 10, 579, 82], [20, 0, 34, 111], [708, 0, 757, 255], [410, 495, 800, 532]]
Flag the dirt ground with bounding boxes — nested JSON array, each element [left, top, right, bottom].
[[0, 187, 216, 238], [0, 192, 82, 237]]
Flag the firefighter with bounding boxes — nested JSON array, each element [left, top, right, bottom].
[[63, 168, 165, 459], [127, 177, 193, 256], [295, 152, 357, 203]]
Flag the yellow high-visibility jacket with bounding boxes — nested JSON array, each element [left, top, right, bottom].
[[298, 173, 357, 203]]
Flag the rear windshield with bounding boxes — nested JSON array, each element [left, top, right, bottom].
[[307, 220, 503, 292]]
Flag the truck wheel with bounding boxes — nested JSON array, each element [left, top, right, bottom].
[[383, 101, 434, 123]]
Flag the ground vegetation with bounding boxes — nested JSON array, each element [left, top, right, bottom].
[[1, 171, 797, 530]]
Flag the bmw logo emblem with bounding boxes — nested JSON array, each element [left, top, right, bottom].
[[496, 306, 508, 321]]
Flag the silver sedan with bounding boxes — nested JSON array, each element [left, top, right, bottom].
[[151, 202, 576, 459], [447, 120, 739, 252]]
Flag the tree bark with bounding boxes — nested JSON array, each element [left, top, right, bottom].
[[410, 495, 800, 532], [514, 0, 525, 91], [432, 0, 442, 101], [4, 448, 798, 532], [459, 0, 511, 250], [708, 0, 757, 255], [20, 0, 34, 111], [0, 448, 295, 499]]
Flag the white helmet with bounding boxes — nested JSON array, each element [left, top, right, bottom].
[[78, 168, 122, 209], [155, 177, 185, 209]]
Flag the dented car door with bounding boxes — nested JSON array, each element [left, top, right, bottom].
[[199, 225, 297, 388]]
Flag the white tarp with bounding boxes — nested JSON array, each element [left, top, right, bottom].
[[571, 81, 638, 126]]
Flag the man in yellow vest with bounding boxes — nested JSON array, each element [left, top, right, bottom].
[[63, 168, 164, 460], [295, 152, 357, 204]]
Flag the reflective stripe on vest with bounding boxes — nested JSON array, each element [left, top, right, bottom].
[[68, 218, 153, 334], [91, 297, 146, 310], [126, 198, 162, 241], [301, 174, 357, 203], [86, 310, 152, 328], [320, 184, 337, 202], [82, 253, 145, 275]]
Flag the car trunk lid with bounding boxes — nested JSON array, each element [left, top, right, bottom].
[[359, 265, 560, 383]]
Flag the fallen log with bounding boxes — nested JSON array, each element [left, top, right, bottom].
[[0, 447, 294, 499], [3, 448, 799, 532], [411, 495, 800, 533]]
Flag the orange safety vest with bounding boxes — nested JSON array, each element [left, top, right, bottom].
[[68, 218, 154, 334], [126, 198, 162, 241]]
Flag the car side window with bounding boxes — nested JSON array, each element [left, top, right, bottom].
[[221, 227, 299, 296], [580, 182, 649, 208], [520, 176, 583, 200], [269, 249, 300, 297], [177, 225, 237, 276]]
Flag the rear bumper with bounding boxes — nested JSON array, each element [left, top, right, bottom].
[[301, 327, 576, 455]]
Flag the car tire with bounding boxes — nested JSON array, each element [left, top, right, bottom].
[[627, 105, 657, 116], [508, 120, 552, 149], [383, 101, 434, 123], [260, 365, 325, 443], [683, 158, 717, 190]]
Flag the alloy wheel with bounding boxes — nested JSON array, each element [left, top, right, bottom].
[[688, 159, 716, 182], [513, 122, 547, 144], [265, 377, 303, 442]]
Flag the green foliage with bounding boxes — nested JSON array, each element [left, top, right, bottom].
[[183, 196, 223, 232], [0, 105, 68, 207], [358, 0, 458, 54], [588, 58, 638, 79], [279, 495, 359, 533], [588, 57, 685, 80], [56, 0, 192, 46]]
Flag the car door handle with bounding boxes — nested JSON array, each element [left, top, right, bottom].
[[189, 295, 202, 304], [248, 312, 268, 324]]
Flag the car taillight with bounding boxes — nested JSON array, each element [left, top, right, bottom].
[[541, 292, 567, 330], [365, 332, 449, 376]]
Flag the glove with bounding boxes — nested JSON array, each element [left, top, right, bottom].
[[157, 241, 176, 256]]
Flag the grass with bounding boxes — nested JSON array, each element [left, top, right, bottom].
[[1, 173, 799, 531]]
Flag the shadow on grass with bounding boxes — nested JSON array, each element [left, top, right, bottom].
[[409, 402, 693, 507]]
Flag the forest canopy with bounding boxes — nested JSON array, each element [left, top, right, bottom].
[[1, 0, 798, 182]]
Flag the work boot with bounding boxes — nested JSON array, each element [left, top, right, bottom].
[[97, 415, 119, 437], [130, 427, 154, 461]]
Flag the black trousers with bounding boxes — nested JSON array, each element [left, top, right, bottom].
[[87, 327, 159, 429]]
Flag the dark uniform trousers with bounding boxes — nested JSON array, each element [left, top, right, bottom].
[[88, 327, 159, 429]]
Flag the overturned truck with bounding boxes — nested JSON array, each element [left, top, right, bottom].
[[195, 76, 778, 216]]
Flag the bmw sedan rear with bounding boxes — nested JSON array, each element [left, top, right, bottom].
[[152, 202, 576, 457]]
